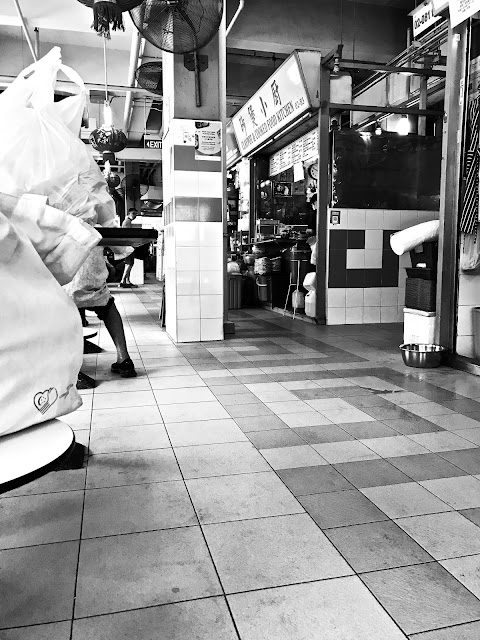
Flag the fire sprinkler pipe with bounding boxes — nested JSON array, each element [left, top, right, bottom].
[[12, 0, 37, 62], [226, 0, 244, 37], [123, 27, 143, 132]]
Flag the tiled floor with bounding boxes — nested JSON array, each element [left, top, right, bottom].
[[3, 286, 480, 638]]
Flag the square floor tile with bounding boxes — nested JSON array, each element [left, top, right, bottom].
[[382, 418, 444, 436], [293, 388, 334, 400], [92, 390, 156, 410], [312, 441, 379, 464], [260, 445, 327, 470], [204, 513, 352, 593], [227, 576, 408, 640], [149, 375, 206, 389], [453, 427, 480, 446], [386, 453, 467, 481], [86, 448, 182, 489], [438, 448, 480, 474], [360, 435, 430, 458], [247, 429, 305, 449], [419, 476, 480, 510], [408, 432, 476, 453], [153, 387, 216, 405], [175, 442, 270, 479], [361, 563, 480, 635], [460, 507, 480, 527], [226, 403, 275, 418], [186, 471, 303, 523], [0, 541, 78, 628], [219, 393, 264, 407], [0, 491, 83, 549], [147, 367, 197, 380], [211, 383, 250, 396], [408, 622, 480, 639], [1, 622, 71, 640], [166, 418, 247, 446], [441, 555, 480, 600], [360, 405, 414, 421], [277, 412, 333, 428], [299, 489, 388, 529], [75, 527, 221, 617], [159, 401, 230, 423], [0, 468, 87, 498], [334, 459, 413, 489], [427, 414, 480, 431], [82, 481, 197, 538], [265, 401, 310, 415], [276, 465, 353, 496], [361, 482, 452, 518], [293, 424, 354, 444], [325, 520, 433, 572], [90, 406, 162, 429], [234, 415, 288, 432], [397, 512, 480, 560], [89, 424, 170, 454], [340, 420, 399, 439], [71, 597, 238, 640], [319, 408, 377, 424], [305, 398, 356, 411], [281, 380, 325, 391], [345, 395, 395, 409], [381, 391, 431, 406], [405, 402, 456, 418]]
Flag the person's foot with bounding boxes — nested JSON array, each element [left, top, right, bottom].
[[111, 358, 137, 378], [119, 282, 132, 288], [129, 283, 139, 288]]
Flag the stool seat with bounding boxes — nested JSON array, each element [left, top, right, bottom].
[[0, 420, 75, 493]]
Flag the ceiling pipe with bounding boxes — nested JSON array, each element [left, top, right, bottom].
[[226, 0, 244, 37], [0, 75, 153, 95], [12, 0, 37, 61], [123, 27, 143, 132]]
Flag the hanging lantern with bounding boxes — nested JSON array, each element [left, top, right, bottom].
[[90, 102, 127, 153], [77, 0, 143, 38]]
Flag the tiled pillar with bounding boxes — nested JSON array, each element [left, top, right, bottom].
[[162, 36, 225, 343]]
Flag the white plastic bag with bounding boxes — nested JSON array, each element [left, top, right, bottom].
[[460, 232, 480, 273], [0, 211, 83, 436]]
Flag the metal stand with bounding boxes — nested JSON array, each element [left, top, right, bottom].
[[283, 260, 307, 319]]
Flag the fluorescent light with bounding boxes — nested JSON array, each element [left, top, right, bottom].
[[396, 116, 410, 136]]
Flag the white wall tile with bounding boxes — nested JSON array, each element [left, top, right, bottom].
[[365, 229, 383, 249], [399, 252, 411, 268], [456, 334, 474, 359], [327, 288, 346, 308], [418, 210, 438, 223], [198, 172, 223, 199], [177, 319, 201, 343], [199, 222, 223, 247], [176, 246, 200, 271], [346, 307, 363, 324], [176, 271, 200, 296], [383, 210, 402, 231], [381, 287, 399, 307], [174, 171, 199, 198], [364, 288, 381, 306], [327, 307, 346, 325], [364, 250, 383, 269], [458, 274, 480, 306], [348, 210, 366, 229], [346, 249, 365, 269], [397, 288, 406, 307], [363, 307, 381, 323], [177, 295, 200, 319], [200, 271, 224, 295], [365, 210, 384, 229], [457, 305, 474, 337], [200, 294, 224, 319], [346, 287, 364, 307], [380, 307, 398, 323], [200, 245, 223, 270], [175, 222, 200, 247], [400, 210, 418, 230], [201, 318, 224, 342]]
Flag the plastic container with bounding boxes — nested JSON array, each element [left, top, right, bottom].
[[400, 344, 445, 368], [292, 289, 305, 310], [403, 308, 436, 344], [256, 276, 271, 302], [406, 267, 437, 281], [305, 291, 316, 317], [409, 241, 438, 268], [287, 245, 311, 284]]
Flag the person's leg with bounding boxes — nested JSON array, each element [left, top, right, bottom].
[[93, 298, 136, 377], [120, 260, 133, 285]]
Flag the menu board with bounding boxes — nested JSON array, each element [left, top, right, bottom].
[[269, 128, 318, 177]]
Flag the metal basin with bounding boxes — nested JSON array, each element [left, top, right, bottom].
[[400, 344, 446, 368]]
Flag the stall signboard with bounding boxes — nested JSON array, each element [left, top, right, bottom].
[[449, 0, 480, 27], [410, 1, 441, 37], [226, 120, 241, 168], [269, 128, 318, 177], [232, 53, 311, 157]]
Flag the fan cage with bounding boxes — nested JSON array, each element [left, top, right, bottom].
[[77, 0, 143, 10], [135, 62, 163, 96], [130, 0, 224, 55]]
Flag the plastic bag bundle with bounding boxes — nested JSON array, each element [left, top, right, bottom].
[[390, 221, 439, 256], [460, 232, 480, 273]]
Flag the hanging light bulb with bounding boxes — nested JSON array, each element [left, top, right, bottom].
[[375, 121, 382, 135], [396, 115, 410, 136], [332, 56, 340, 75]]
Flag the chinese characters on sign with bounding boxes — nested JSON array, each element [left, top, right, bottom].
[[449, 0, 480, 27], [232, 54, 310, 157]]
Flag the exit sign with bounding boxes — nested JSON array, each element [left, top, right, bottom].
[[145, 139, 162, 150]]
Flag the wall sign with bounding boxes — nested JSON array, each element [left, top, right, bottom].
[[226, 120, 241, 168], [232, 53, 311, 157], [269, 128, 318, 177], [410, 1, 441, 37], [145, 139, 162, 149], [449, 0, 480, 27]]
